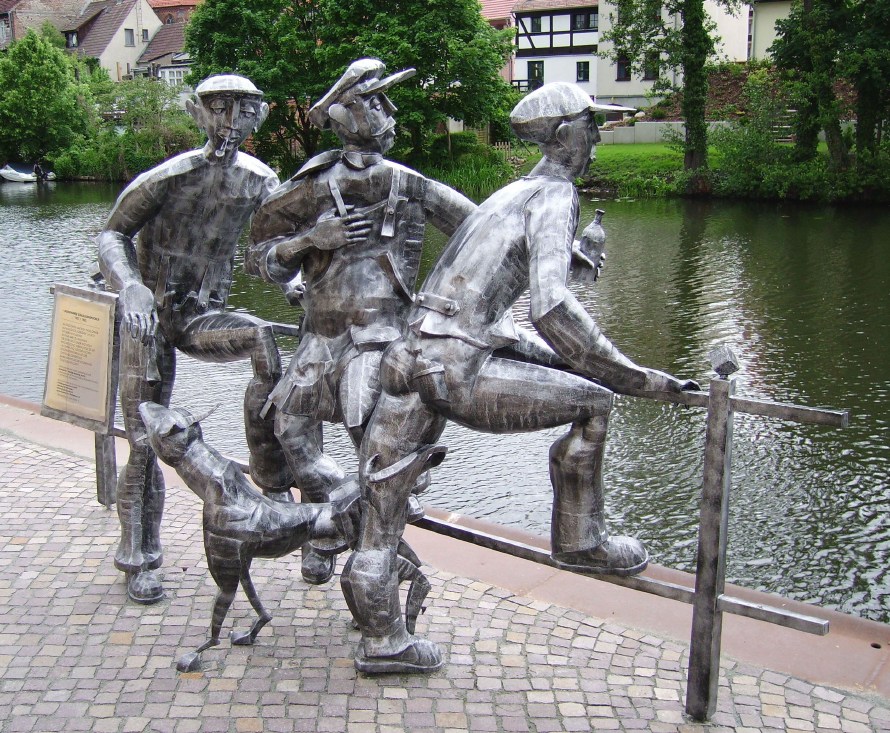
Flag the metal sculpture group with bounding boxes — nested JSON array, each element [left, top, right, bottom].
[[99, 62, 698, 672]]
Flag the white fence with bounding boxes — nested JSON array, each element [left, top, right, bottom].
[[598, 121, 729, 145]]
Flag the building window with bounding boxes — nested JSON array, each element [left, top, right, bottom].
[[571, 11, 598, 31], [124, 28, 135, 46], [142, 28, 149, 42], [160, 67, 187, 87], [65, 31, 78, 48], [616, 56, 631, 82], [528, 60, 544, 89], [165, 14, 174, 23], [643, 53, 659, 80], [576, 61, 590, 82], [530, 16, 541, 33]]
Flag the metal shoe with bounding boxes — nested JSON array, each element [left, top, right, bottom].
[[354, 637, 444, 674], [552, 535, 648, 577]]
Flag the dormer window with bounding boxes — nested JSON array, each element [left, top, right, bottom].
[[66, 31, 78, 48]]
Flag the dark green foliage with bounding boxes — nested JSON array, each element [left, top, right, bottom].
[[185, 0, 515, 171], [0, 30, 88, 162], [185, 0, 329, 173], [52, 78, 201, 180], [707, 69, 890, 202], [771, 0, 890, 168], [411, 131, 512, 200], [316, 0, 515, 162]]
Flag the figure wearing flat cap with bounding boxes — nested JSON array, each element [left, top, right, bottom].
[[97, 75, 290, 604], [247, 59, 477, 585], [341, 82, 700, 674]]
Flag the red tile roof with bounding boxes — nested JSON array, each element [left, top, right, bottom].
[[75, 0, 138, 59], [480, 0, 516, 21], [514, 0, 598, 12], [137, 19, 183, 63]]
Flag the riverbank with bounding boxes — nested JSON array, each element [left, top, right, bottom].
[[573, 143, 890, 204], [1, 394, 890, 733]]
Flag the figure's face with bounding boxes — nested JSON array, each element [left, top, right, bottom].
[[356, 93, 397, 153], [565, 112, 601, 177], [198, 93, 263, 156]]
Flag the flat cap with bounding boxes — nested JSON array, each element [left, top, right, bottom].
[[511, 82, 638, 142], [309, 58, 416, 130], [194, 74, 264, 98]]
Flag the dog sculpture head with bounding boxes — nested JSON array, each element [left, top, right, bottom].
[[138, 402, 213, 466]]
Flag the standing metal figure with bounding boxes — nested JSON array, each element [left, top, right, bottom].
[[247, 59, 476, 585], [97, 75, 291, 604], [342, 82, 700, 674]]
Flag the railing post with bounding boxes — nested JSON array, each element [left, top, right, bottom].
[[686, 347, 738, 721], [95, 433, 117, 508]]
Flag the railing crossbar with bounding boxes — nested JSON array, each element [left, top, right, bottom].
[[413, 514, 828, 636]]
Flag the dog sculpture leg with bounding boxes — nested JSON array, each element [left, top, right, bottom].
[[177, 568, 239, 672], [231, 561, 273, 646]]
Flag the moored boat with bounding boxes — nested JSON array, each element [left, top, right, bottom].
[[0, 165, 56, 183]]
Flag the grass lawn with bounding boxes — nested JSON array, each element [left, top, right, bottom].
[[518, 143, 688, 197]]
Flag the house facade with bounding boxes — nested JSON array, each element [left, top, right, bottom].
[[147, 0, 198, 26], [0, 0, 83, 50], [64, 0, 163, 80], [513, 0, 599, 95], [748, 0, 791, 60], [135, 20, 189, 87], [511, 0, 750, 109]]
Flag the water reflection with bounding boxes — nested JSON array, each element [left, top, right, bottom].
[[1, 184, 888, 622]]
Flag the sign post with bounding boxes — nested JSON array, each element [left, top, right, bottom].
[[42, 284, 119, 506]]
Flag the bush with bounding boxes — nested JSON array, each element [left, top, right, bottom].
[[408, 131, 513, 200], [426, 131, 485, 166]]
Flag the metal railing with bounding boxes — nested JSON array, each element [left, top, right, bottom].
[[414, 344, 848, 722], [91, 341, 848, 723]]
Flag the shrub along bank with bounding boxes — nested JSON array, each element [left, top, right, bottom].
[[577, 142, 890, 204]]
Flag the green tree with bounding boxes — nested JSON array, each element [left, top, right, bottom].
[[316, 0, 515, 161], [185, 0, 331, 172], [602, 0, 742, 177], [184, 0, 514, 170], [53, 78, 201, 180], [843, 1, 890, 156], [772, 0, 890, 167], [771, 0, 850, 168], [0, 29, 88, 162]]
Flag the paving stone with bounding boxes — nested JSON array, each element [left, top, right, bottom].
[[1, 434, 888, 733]]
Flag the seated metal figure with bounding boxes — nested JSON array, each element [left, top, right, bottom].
[[247, 59, 476, 585], [97, 75, 291, 604], [342, 82, 700, 674]]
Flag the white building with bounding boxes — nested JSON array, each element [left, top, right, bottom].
[[509, 0, 750, 109], [748, 0, 791, 61]]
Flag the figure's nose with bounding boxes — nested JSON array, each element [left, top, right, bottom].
[[222, 100, 240, 129]]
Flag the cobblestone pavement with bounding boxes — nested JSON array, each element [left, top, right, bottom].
[[1, 433, 889, 733]]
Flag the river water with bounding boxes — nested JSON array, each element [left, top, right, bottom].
[[1, 181, 888, 623]]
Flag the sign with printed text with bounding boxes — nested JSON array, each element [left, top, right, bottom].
[[42, 284, 118, 432]]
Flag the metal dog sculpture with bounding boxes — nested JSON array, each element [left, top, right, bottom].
[[138, 401, 363, 671], [138, 401, 433, 672]]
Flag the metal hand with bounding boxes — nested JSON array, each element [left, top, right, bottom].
[[119, 282, 158, 344]]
